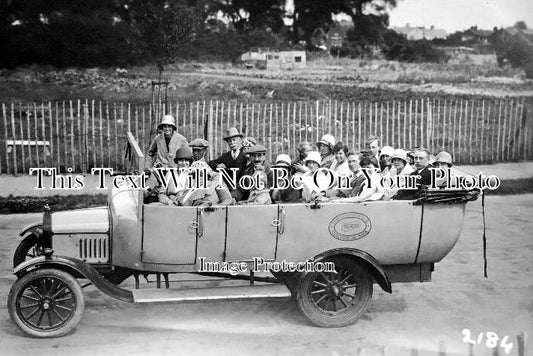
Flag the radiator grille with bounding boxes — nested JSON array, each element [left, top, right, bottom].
[[78, 236, 109, 263]]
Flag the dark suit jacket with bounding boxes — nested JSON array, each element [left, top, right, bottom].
[[393, 165, 432, 200], [208, 150, 248, 194]]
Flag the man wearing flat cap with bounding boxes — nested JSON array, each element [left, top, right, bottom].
[[238, 144, 271, 202], [145, 114, 188, 171], [208, 127, 248, 200]]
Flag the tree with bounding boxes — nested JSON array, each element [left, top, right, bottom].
[[514, 21, 527, 30], [291, 0, 396, 50], [124, 1, 199, 82], [213, 0, 285, 33]]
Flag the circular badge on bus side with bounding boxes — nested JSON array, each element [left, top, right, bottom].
[[328, 212, 372, 241]]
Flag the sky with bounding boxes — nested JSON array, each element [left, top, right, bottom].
[[388, 0, 533, 32]]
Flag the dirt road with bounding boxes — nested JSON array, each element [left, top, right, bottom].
[[1, 195, 532, 355]]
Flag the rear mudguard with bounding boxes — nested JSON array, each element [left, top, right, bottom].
[[308, 248, 392, 293], [14, 256, 133, 302]]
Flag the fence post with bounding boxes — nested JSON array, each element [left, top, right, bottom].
[[208, 100, 214, 160], [82, 103, 90, 173]]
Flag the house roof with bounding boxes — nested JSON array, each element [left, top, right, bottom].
[[392, 26, 447, 40]]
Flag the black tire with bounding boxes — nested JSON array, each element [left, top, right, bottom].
[[13, 234, 41, 268], [8, 268, 85, 338], [296, 257, 373, 327]]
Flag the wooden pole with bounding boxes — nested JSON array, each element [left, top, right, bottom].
[[2, 104, 9, 174], [40, 103, 46, 166], [421, 98, 426, 150], [99, 101, 104, 168], [351, 102, 355, 150], [414, 99, 419, 147], [55, 102, 60, 171], [442, 99, 447, 151], [480, 100, 485, 162], [269, 103, 273, 160], [374, 102, 378, 136], [298, 101, 303, 147], [402, 100, 407, 149], [391, 101, 395, 147], [107, 102, 111, 167], [77, 100, 83, 171], [379, 102, 383, 145], [487, 100, 494, 162], [408, 100, 413, 150], [474, 99, 480, 163], [426, 98, 432, 151], [33, 103, 40, 166], [113, 103, 118, 171], [49, 102, 53, 168], [262, 103, 267, 147], [214, 101, 219, 155], [69, 101, 75, 170], [468, 99, 474, 163], [292, 101, 297, 151], [13, 103, 20, 174], [208, 100, 214, 159], [518, 99, 525, 159], [358, 102, 362, 151], [496, 99, 503, 161], [62, 102, 67, 172], [25, 104, 31, 169], [452, 99, 458, 161]]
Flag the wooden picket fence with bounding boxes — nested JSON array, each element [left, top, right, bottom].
[[0, 97, 531, 174]]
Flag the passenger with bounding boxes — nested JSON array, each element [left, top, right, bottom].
[[316, 134, 336, 169], [292, 141, 312, 174], [190, 138, 210, 165], [145, 114, 188, 171], [238, 144, 270, 202], [383, 149, 414, 200], [144, 114, 189, 194], [326, 152, 366, 198], [331, 157, 384, 203], [241, 170, 272, 205], [157, 147, 193, 206], [433, 151, 453, 169], [389, 149, 414, 176], [393, 148, 432, 200], [270, 154, 302, 203], [208, 127, 248, 200], [432, 151, 453, 188], [301, 151, 328, 202], [330, 142, 352, 178], [365, 135, 381, 169], [179, 139, 233, 206], [378, 145, 394, 176]]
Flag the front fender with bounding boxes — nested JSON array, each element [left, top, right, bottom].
[[310, 248, 392, 293], [19, 222, 42, 237], [14, 255, 133, 302]]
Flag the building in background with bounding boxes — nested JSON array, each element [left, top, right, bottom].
[[240, 48, 306, 70], [392, 24, 447, 40]]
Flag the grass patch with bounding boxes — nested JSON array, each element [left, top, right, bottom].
[[0, 194, 107, 214]]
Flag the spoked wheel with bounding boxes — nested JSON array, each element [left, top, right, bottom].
[[8, 268, 85, 338], [13, 234, 42, 267], [296, 257, 373, 327]]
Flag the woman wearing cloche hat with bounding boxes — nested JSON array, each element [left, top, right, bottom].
[[145, 114, 189, 171]]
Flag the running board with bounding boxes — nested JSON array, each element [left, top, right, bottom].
[[132, 284, 292, 303]]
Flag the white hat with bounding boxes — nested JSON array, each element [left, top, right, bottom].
[[158, 115, 176, 130], [304, 151, 322, 165], [316, 134, 335, 148], [273, 154, 292, 168], [380, 146, 394, 157], [391, 149, 408, 163], [435, 151, 453, 166]]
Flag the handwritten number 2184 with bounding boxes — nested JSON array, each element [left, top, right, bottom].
[[462, 329, 513, 354]]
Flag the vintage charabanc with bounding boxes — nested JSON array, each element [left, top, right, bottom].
[[8, 133, 479, 337]]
